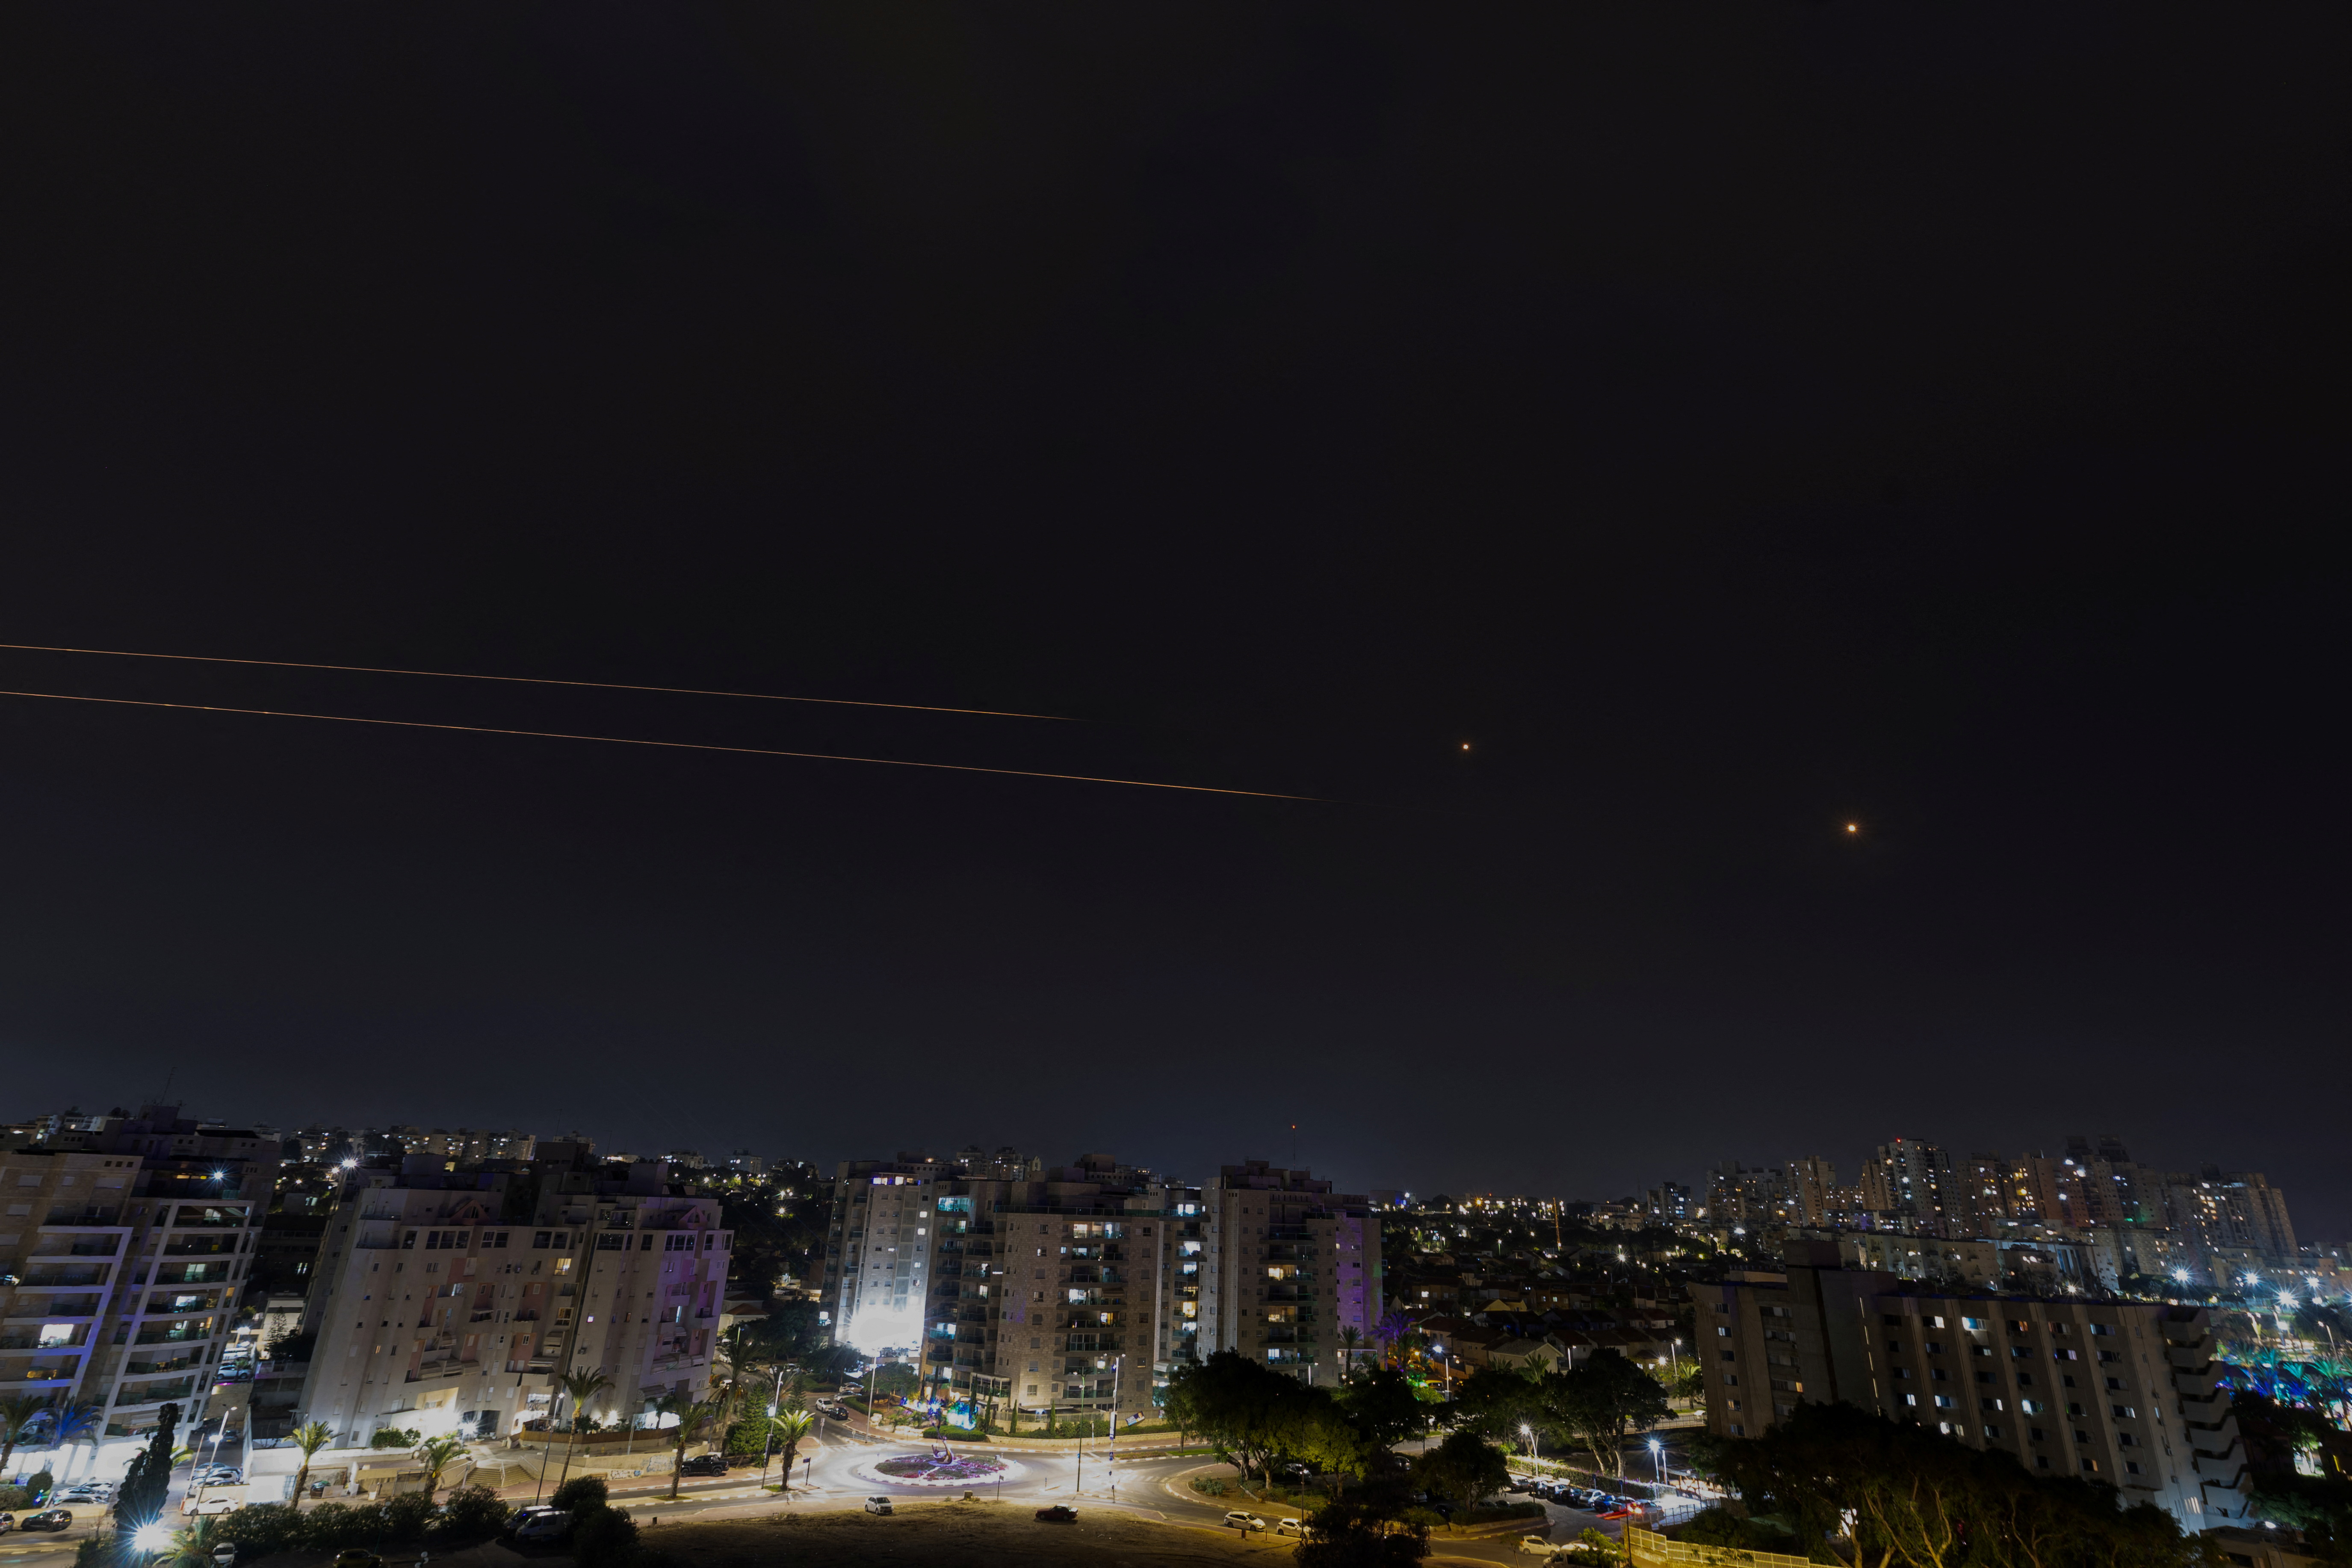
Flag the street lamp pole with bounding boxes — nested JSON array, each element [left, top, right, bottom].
[[1106, 1355, 1122, 1504]]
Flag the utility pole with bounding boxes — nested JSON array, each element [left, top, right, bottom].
[[1106, 1356, 1122, 1503]]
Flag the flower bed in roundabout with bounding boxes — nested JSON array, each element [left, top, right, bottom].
[[860, 1449, 1021, 1487]]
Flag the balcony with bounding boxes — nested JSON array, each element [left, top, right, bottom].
[[133, 1326, 213, 1346], [162, 1238, 238, 1258], [115, 1378, 199, 1404], [20, 1268, 107, 1288], [43, 1208, 125, 1228], [124, 1354, 205, 1376]]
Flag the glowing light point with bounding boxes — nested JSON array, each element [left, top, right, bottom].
[[1844, 822, 1859, 834], [133, 1525, 171, 1553]]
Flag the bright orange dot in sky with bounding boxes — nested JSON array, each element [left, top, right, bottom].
[[1461, 743, 1471, 751], [1845, 822, 1859, 834]]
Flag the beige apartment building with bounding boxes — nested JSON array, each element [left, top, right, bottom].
[[0, 1107, 274, 1472], [1198, 1161, 1381, 1385], [1700, 1240, 2245, 1531], [818, 1152, 1383, 1426], [297, 1148, 728, 1444]]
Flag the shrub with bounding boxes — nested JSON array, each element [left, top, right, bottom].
[[381, 1491, 437, 1541], [572, 1506, 638, 1568], [369, 1428, 420, 1450], [434, 1484, 510, 1542], [551, 1474, 610, 1512], [0, 1486, 30, 1511], [209, 1503, 306, 1560], [28, 1471, 55, 1499], [1398, 1507, 1446, 1531], [1191, 1477, 1226, 1496]]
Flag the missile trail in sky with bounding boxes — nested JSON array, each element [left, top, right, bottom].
[[0, 642, 1073, 721], [0, 688, 1325, 802]]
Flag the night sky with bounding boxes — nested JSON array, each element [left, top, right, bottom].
[[3, 8, 2346, 1231]]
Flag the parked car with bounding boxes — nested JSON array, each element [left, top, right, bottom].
[[1520, 1535, 1564, 1558], [678, 1455, 727, 1477], [185, 1496, 240, 1518], [1034, 1505, 1076, 1523], [21, 1510, 74, 1532], [863, 1496, 893, 1515], [814, 1400, 848, 1418], [54, 1484, 112, 1505], [192, 1466, 243, 1485], [0, 1513, 16, 1535], [1276, 1518, 1308, 1538], [513, 1511, 571, 1543], [331, 1551, 383, 1568], [1223, 1512, 1268, 1533]]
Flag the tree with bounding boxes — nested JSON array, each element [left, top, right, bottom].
[[1336, 1326, 1366, 1383], [648, 1391, 721, 1500], [114, 1403, 182, 1531], [1539, 1351, 1669, 1478], [288, 1420, 334, 1505], [0, 1394, 45, 1477], [1374, 1308, 1417, 1367], [1164, 1352, 1293, 1488], [553, 1369, 614, 1494], [45, 1401, 100, 1482], [1447, 1368, 1542, 1444], [769, 1408, 813, 1488], [1298, 1484, 1430, 1567], [1699, 1400, 2219, 1568], [1338, 1365, 1427, 1450], [1411, 1430, 1508, 1512], [416, 1433, 467, 1498]]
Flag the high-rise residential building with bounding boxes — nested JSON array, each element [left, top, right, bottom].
[[1859, 1138, 1958, 1236], [817, 1151, 1383, 1427], [1644, 1182, 1693, 1223], [1198, 1161, 1381, 1379], [818, 1152, 1192, 1426], [0, 1105, 275, 1462], [1699, 1240, 2244, 1532], [296, 1146, 729, 1445], [1704, 1162, 1789, 1227], [1783, 1157, 1839, 1227], [2161, 1168, 2297, 1264]]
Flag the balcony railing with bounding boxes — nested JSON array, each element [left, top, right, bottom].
[[20, 1269, 106, 1288]]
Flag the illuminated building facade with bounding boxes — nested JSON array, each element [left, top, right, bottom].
[[297, 1146, 728, 1445], [0, 1105, 274, 1467]]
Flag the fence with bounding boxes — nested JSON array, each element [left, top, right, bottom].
[[1623, 1525, 1813, 1568]]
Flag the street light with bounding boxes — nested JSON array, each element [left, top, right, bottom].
[[1648, 1436, 1664, 1486]]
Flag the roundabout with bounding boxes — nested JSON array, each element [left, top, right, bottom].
[[852, 1447, 1028, 1488]]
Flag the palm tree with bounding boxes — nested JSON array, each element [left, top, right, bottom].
[[156, 1516, 223, 1568], [1374, 1308, 1416, 1368], [416, 1433, 467, 1499], [647, 1393, 720, 1500], [288, 1420, 334, 1506], [768, 1408, 813, 1491], [47, 1401, 101, 1482], [553, 1370, 614, 1495], [1335, 1326, 1365, 1383], [0, 1393, 46, 1477]]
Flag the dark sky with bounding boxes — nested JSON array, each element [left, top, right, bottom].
[[3, 7, 2347, 1233]]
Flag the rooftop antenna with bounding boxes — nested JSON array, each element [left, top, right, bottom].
[[157, 1066, 177, 1108], [1291, 1123, 1298, 1168]]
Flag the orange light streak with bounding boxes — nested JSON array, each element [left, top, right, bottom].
[[0, 642, 1071, 721], [0, 688, 1321, 801]]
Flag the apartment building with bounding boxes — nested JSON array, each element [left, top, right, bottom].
[[1699, 1241, 2245, 1530], [818, 1151, 1383, 1424], [0, 1106, 274, 1464], [820, 1152, 1195, 1426], [297, 1147, 728, 1444], [1198, 1160, 1382, 1384]]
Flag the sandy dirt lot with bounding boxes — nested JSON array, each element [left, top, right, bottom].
[[633, 1499, 1303, 1567]]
